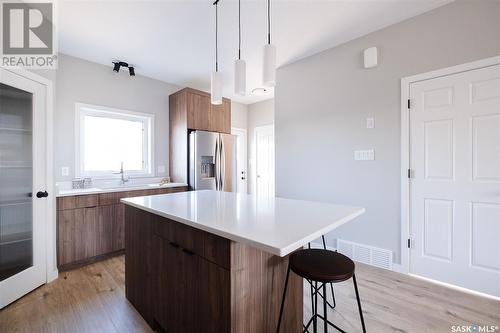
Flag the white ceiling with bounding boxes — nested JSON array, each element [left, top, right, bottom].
[[58, 0, 453, 104]]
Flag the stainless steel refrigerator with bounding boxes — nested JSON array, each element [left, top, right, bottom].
[[189, 130, 236, 192]]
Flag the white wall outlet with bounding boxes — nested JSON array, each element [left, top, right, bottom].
[[157, 165, 166, 173], [61, 167, 70, 176], [366, 117, 374, 129], [354, 149, 375, 161]]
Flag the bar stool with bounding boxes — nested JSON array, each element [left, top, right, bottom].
[[276, 249, 367, 333]]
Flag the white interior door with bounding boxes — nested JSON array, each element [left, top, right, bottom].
[[409, 64, 500, 297], [232, 128, 247, 194], [255, 125, 275, 198], [0, 69, 47, 308]]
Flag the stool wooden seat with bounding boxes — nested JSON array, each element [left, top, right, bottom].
[[277, 249, 367, 333], [290, 249, 354, 283]]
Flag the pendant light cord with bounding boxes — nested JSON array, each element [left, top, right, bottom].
[[238, 0, 241, 59], [267, 0, 271, 44], [215, 1, 219, 71]]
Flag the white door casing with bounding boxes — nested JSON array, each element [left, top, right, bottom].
[[255, 125, 275, 198], [232, 127, 248, 194], [0, 68, 51, 309], [407, 62, 500, 297]]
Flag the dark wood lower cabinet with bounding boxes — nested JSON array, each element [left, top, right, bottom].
[[125, 206, 302, 333], [57, 186, 189, 271]]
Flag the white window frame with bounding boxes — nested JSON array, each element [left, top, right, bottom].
[[75, 103, 155, 179]]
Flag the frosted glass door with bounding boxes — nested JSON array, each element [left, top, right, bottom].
[[0, 83, 33, 281], [0, 68, 46, 309]]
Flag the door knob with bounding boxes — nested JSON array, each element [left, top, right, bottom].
[[36, 191, 49, 198]]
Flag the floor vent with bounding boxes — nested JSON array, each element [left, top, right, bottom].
[[337, 239, 393, 270]]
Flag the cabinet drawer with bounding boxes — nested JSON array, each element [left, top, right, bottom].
[[153, 216, 230, 269], [57, 194, 99, 210], [153, 217, 203, 256]]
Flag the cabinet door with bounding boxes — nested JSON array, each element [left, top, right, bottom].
[[97, 205, 113, 255], [155, 236, 199, 333], [125, 206, 154, 325], [209, 102, 224, 133], [198, 258, 230, 333], [57, 209, 77, 266], [112, 203, 125, 251], [57, 207, 97, 266], [187, 92, 210, 131]]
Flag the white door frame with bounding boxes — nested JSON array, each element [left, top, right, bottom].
[[400, 55, 500, 274], [2, 68, 56, 283], [231, 127, 248, 194]]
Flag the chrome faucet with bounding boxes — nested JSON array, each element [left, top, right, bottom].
[[114, 161, 129, 185]]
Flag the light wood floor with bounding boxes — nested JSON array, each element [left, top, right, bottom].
[[0, 255, 498, 333]]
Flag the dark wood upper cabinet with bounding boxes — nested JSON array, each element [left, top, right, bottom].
[[169, 88, 231, 184], [187, 90, 211, 131], [171, 87, 231, 135]]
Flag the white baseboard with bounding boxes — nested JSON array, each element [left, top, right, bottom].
[[409, 273, 500, 302], [391, 263, 404, 273], [47, 269, 58, 282]]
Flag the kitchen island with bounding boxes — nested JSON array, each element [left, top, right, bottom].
[[122, 190, 365, 333]]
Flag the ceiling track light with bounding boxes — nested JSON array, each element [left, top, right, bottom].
[[112, 61, 135, 77], [234, 0, 246, 96], [211, 0, 223, 105], [262, 0, 276, 87]]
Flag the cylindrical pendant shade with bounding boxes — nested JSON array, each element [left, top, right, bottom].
[[211, 71, 223, 105], [262, 43, 276, 87], [234, 59, 246, 96]]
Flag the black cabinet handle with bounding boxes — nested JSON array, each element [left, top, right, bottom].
[[182, 248, 195, 256], [36, 191, 49, 198], [169, 241, 180, 248]]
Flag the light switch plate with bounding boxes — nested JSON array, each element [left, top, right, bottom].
[[366, 117, 374, 129], [61, 167, 69, 176], [157, 165, 166, 173], [354, 150, 375, 161]]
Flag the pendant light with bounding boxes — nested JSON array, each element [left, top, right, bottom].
[[262, 0, 276, 87], [211, 0, 223, 105], [234, 0, 246, 95]]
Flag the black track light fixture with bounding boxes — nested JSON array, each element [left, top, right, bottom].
[[112, 61, 135, 76]]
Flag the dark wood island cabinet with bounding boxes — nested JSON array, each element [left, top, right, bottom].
[[125, 205, 303, 333]]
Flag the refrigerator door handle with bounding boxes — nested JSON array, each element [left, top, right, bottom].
[[214, 136, 219, 191], [220, 136, 225, 191]]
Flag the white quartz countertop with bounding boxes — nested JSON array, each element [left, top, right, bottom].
[[121, 190, 365, 257], [56, 182, 188, 197]]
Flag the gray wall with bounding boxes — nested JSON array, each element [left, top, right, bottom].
[[275, 0, 500, 263], [231, 101, 248, 129], [53, 54, 248, 182], [54, 54, 180, 181], [248, 99, 274, 194]]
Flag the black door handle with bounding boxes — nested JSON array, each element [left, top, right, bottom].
[[36, 191, 49, 198]]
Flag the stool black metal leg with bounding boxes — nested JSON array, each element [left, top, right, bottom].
[[322, 283, 328, 333], [276, 265, 291, 333], [320, 235, 336, 310], [330, 284, 336, 308], [313, 281, 318, 333], [352, 274, 366, 333], [309, 280, 315, 321]]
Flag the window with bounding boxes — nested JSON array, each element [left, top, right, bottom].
[[75, 103, 154, 178]]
